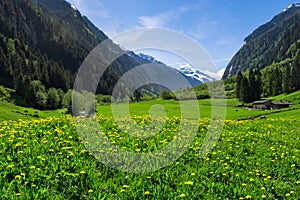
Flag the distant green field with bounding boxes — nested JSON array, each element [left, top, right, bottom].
[[1, 90, 299, 121], [97, 97, 300, 120], [0, 101, 66, 121]]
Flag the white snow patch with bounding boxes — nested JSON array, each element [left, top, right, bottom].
[[71, 4, 77, 11]]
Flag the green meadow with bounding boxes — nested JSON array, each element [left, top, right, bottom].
[[0, 91, 299, 199]]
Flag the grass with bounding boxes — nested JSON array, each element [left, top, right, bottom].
[[0, 101, 66, 121], [0, 114, 299, 199], [1, 90, 300, 122], [0, 91, 299, 198], [97, 97, 300, 120]]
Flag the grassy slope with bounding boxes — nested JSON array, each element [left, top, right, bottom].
[[0, 101, 66, 121], [1, 90, 299, 121]]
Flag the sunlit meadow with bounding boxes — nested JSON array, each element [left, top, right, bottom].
[[0, 113, 299, 199]]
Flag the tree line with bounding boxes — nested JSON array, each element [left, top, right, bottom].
[[236, 49, 300, 103]]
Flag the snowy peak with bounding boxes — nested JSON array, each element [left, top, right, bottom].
[[137, 53, 165, 65], [136, 53, 216, 83], [282, 3, 300, 12], [176, 64, 217, 83]]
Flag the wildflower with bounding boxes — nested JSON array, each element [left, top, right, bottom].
[[249, 178, 254, 182], [191, 173, 196, 176], [245, 195, 251, 199], [179, 194, 186, 198], [144, 191, 150, 195], [123, 185, 130, 188], [80, 171, 86, 174], [88, 189, 93, 193], [30, 166, 36, 169], [286, 193, 290, 197], [15, 175, 21, 179], [262, 195, 266, 198], [7, 164, 14, 169], [184, 181, 193, 185]]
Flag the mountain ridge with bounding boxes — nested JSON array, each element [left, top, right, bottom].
[[222, 3, 300, 79]]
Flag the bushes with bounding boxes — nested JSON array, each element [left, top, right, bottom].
[[160, 90, 174, 100]]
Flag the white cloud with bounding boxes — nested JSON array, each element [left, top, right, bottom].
[[138, 12, 172, 28], [202, 68, 225, 80]]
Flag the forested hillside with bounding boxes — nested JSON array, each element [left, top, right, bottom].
[[222, 4, 300, 79], [0, 0, 159, 109]]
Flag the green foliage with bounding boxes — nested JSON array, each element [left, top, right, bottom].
[[0, 85, 13, 102], [223, 8, 300, 79], [160, 90, 174, 100], [96, 94, 111, 105], [35, 90, 47, 110], [47, 88, 60, 110]]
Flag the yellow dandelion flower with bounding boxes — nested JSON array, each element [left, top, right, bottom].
[[245, 195, 251, 199], [144, 191, 150, 195], [179, 194, 186, 198], [262, 195, 266, 198], [184, 181, 193, 185], [15, 175, 21, 179], [7, 164, 15, 169], [286, 193, 290, 197], [191, 173, 196, 176], [88, 189, 93, 193], [30, 166, 36, 169]]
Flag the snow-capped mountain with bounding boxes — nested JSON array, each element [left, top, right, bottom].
[[137, 53, 165, 65], [136, 53, 217, 84], [175, 64, 217, 83], [282, 3, 300, 12]]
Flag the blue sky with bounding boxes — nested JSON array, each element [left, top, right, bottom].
[[67, 0, 297, 72]]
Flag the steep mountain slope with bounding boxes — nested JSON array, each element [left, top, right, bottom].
[[1, 0, 204, 100], [222, 3, 300, 79], [0, 0, 166, 97]]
